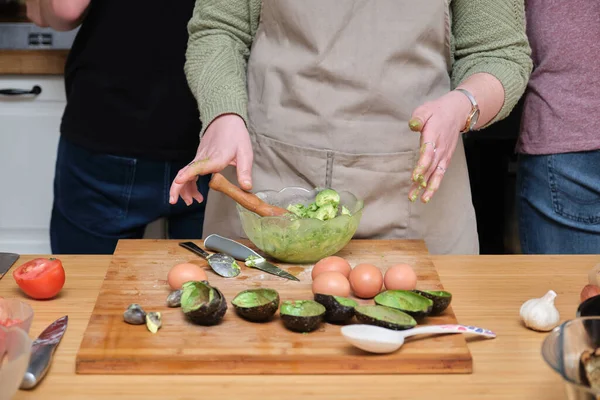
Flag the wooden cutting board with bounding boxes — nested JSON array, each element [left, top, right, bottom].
[[75, 239, 473, 374]]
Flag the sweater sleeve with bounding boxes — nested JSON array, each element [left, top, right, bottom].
[[450, 0, 533, 127], [184, 0, 261, 137]]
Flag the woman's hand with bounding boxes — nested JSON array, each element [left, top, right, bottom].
[[407, 90, 472, 203], [25, 0, 48, 26], [26, 0, 90, 31], [169, 114, 254, 206]]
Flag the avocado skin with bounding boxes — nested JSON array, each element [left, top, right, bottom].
[[313, 293, 356, 324], [232, 289, 280, 323], [373, 290, 433, 320], [412, 290, 452, 315], [183, 283, 227, 326], [281, 314, 323, 333], [280, 300, 326, 333], [354, 305, 416, 331]]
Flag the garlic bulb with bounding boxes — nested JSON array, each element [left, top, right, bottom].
[[520, 290, 560, 332]]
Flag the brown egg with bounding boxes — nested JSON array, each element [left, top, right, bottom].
[[384, 263, 418, 290], [349, 263, 383, 299], [167, 262, 208, 290], [311, 256, 352, 280], [312, 271, 351, 297]]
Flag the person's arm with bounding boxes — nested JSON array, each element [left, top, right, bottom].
[[185, 0, 261, 137], [450, 0, 533, 129], [26, 0, 90, 31]]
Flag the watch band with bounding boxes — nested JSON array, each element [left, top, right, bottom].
[[455, 88, 480, 133]]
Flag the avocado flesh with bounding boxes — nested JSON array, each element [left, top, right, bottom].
[[181, 281, 227, 325], [314, 293, 357, 324], [280, 300, 325, 333], [354, 305, 416, 331], [412, 290, 452, 315], [374, 290, 433, 319], [232, 288, 280, 322]]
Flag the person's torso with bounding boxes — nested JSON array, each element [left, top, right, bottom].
[[518, 0, 600, 155], [246, 0, 452, 155], [61, 0, 200, 161]]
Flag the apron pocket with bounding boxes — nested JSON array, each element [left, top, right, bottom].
[[251, 132, 330, 192], [330, 149, 416, 239]]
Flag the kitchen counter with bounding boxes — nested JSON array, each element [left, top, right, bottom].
[[2, 249, 599, 400], [0, 50, 67, 74]]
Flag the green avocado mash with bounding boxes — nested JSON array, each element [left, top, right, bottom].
[[238, 188, 363, 263], [286, 189, 351, 221]]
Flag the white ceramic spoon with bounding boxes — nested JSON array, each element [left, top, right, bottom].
[[341, 324, 496, 354]]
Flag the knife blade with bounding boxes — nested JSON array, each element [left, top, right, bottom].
[[0, 252, 19, 279], [20, 315, 68, 390], [203, 234, 300, 281]]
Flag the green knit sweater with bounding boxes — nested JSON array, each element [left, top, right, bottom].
[[185, 0, 532, 137]]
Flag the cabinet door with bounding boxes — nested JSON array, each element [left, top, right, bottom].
[[0, 76, 65, 254]]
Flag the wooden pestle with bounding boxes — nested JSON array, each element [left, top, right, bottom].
[[208, 173, 290, 217]]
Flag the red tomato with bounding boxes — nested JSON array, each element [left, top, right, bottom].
[[13, 257, 66, 300]]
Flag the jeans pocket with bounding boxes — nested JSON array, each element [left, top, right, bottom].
[[548, 151, 600, 225], [54, 138, 137, 234]]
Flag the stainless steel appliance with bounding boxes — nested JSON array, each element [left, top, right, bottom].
[[0, 22, 78, 49], [0, 0, 78, 49]]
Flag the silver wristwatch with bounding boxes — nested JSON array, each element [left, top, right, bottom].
[[455, 88, 480, 133]]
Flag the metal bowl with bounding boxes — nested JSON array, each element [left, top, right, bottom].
[[542, 317, 600, 400], [236, 186, 364, 263]]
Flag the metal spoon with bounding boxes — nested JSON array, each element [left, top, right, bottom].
[[179, 242, 241, 278], [341, 324, 496, 354]]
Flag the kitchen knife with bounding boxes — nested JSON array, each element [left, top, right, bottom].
[[0, 252, 19, 279], [20, 315, 68, 390], [203, 234, 300, 281]]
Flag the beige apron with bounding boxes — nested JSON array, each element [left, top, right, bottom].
[[202, 0, 479, 255]]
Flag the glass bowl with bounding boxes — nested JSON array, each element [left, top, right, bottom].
[[0, 298, 34, 334], [237, 187, 364, 263], [0, 325, 33, 400], [542, 317, 600, 400]]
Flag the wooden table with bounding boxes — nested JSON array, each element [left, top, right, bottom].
[[3, 249, 599, 400]]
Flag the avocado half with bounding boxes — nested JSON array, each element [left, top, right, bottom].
[[412, 289, 452, 315], [232, 288, 280, 322], [280, 300, 326, 333], [181, 280, 227, 326], [314, 293, 357, 324], [354, 305, 416, 331], [374, 290, 433, 319]]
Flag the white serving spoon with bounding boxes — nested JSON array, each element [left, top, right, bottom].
[[341, 324, 496, 354]]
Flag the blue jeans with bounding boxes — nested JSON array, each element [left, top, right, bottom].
[[50, 137, 210, 254], [516, 151, 600, 254]]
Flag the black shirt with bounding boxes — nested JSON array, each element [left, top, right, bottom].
[[60, 0, 201, 162]]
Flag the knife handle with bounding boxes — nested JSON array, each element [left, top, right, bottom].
[[179, 242, 211, 260], [204, 234, 258, 261], [20, 345, 55, 389]]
